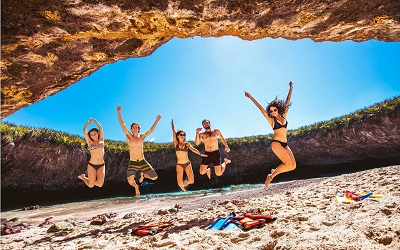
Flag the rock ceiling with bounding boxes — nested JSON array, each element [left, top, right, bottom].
[[1, 0, 399, 118]]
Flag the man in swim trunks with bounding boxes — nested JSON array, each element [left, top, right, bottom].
[[195, 119, 231, 179], [117, 106, 161, 196]]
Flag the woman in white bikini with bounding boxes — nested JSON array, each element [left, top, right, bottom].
[[78, 118, 105, 188], [244, 81, 296, 187], [172, 119, 207, 191]]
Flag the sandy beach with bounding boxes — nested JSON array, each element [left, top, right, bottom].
[[1, 165, 399, 250]]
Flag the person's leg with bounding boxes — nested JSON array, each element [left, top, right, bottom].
[[271, 146, 296, 179], [214, 158, 231, 176], [95, 165, 105, 187], [199, 164, 211, 179], [139, 171, 145, 183], [78, 165, 96, 188], [184, 163, 195, 187], [265, 142, 294, 187], [176, 165, 186, 191], [127, 175, 140, 196], [143, 168, 158, 181], [139, 159, 158, 181]]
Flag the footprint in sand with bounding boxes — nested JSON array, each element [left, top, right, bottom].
[[238, 232, 250, 238], [297, 216, 308, 222], [321, 220, 337, 226], [270, 230, 285, 238], [309, 226, 320, 231], [230, 233, 250, 243], [378, 236, 393, 246], [154, 241, 176, 247], [380, 208, 391, 215], [251, 236, 262, 242]]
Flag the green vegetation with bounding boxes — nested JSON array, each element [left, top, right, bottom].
[[289, 96, 399, 138], [1, 96, 398, 151], [0, 122, 172, 154]]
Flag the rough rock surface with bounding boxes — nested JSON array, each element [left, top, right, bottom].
[[2, 105, 399, 208], [2, 0, 400, 118]]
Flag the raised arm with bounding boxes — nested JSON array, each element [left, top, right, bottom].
[[116, 106, 131, 137], [83, 119, 92, 143], [283, 81, 293, 117], [244, 91, 272, 122], [143, 115, 162, 138], [215, 129, 230, 153], [195, 127, 202, 145], [171, 119, 177, 145], [91, 118, 104, 141]]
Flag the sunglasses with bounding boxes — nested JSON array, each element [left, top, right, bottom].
[[270, 108, 278, 112], [179, 134, 186, 136]]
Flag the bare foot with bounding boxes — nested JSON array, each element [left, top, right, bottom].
[[224, 158, 231, 164], [179, 184, 186, 192], [206, 168, 211, 179], [139, 172, 145, 183], [78, 174, 85, 180], [265, 175, 273, 187], [264, 169, 275, 187], [222, 158, 231, 170]]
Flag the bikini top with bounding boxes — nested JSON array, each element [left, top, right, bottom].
[[175, 143, 188, 152], [88, 143, 104, 151], [273, 117, 288, 130]]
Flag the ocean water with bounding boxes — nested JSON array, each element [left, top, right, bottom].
[[136, 183, 261, 199]]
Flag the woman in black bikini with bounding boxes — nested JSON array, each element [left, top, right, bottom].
[[172, 119, 207, 191], [245, 81, 296, 187], [78, 118, 105, 188]]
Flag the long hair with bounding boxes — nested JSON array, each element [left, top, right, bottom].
[[175, 130, 186, 142], [266, 97, 288, 117], [87, 128, 99, 141]]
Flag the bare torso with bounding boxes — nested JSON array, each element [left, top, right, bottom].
[[200, 130, 219, 152], [127, 135, 145, 160]]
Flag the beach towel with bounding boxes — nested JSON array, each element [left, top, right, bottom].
[[335, 191, 374, 203], [344, 191, 373, 201], [131, 222, 173, 236], [207, 213, 276, 231]]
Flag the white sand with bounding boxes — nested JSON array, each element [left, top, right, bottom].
[[1, 165, 399, 250]]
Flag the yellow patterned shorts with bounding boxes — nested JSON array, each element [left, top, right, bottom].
[[127, 158, 157, 179]]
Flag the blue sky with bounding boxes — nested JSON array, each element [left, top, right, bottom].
[[3, 37, 400, 143]]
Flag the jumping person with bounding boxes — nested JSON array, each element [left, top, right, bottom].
[[172, 119, 207, 191], [195, 119, 231, 179], [244, 81, 296, 187], [78, 118, 105, 188], [117, 106, 161, 196]]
